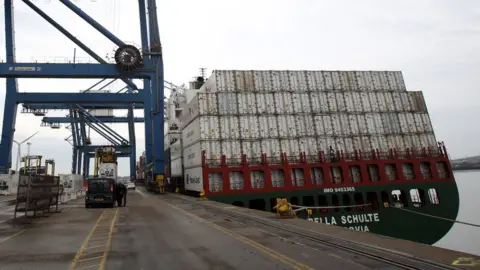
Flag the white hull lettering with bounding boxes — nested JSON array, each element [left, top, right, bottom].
[[308, 213, 379, 232], [323, 187, 355, 193], [341, 213, 380, 224], [307, 218, 371, 232]]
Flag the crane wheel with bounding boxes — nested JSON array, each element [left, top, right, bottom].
[[114, 44, 143, 72]]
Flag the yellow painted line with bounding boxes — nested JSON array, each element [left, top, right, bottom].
[[70, 208, 118, 270], [75, 264, 101, 270], [0, 229, 25, 244], [451, 257, 479, 266], [88, 237, 110, 242], [98, 208, 119, 270], [69, 211, 107, 270], [83, 244, 106, 250], [328, 253, 342, 259], [161, 198, 314, 270], [78, 256, 104, 262]]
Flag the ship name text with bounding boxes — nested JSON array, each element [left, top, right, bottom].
[[308, 213, 380, 232], [323, 187, 355, 193]]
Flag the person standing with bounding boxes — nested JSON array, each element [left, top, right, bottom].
[[116, 182, 126, 207]]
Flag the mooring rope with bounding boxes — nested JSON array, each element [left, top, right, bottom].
[[392, 206, 480, 228]]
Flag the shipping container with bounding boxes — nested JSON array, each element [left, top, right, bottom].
[[170, 157, 183, 177], [164, 132, 181, 150], [181, 116, 220, 147], [184, 166, 204, 192], [241, 140, 263, 160], [170, 140, 182, 160], [239, 116, 260, 139], [180, 90, 428, 127], [179, 93, 218, 126], [255, 93, 276, 114], [183, 141, 222, 168], [219, 116, 240, 139], [201, 70, 407, 93], [217, 92, 238, 115], [258, 115, 279, 138], [237, 93, 257, 114]]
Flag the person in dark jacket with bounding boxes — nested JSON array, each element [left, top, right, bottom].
[[116, 182, 127, 207]]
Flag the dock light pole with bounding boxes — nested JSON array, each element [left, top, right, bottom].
[[12, 131, 39, 172]]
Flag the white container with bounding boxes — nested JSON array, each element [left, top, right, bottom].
[[398, 113, 414, 133], [182, 140, 222, 168], [237, 93, 257, 114], [271, 70, 291, 91], [170, 157, 183, 177], [236, 70, 254, 92], [292, 93, 312, 114], [309, 92, 325, 113], [376, 92, 395, 112], [288, 71, 308, 91], [202, 70, 406, 93], [255, 93, 276, 114], [241, 140, 263, 159], [98, 163, 117, 180], [254, 70, 274, 92], [202, 70, 235, 92], [164, 132, 181, 150], [184, 166, 204, 192], [356, 71, 375, 91], [365, 113, 384, 135], [221, 140, 242, 160], [306, 71, 326, 91], [386, 71, 407, 91], [217, 92, 238, 115], [258, 115, 279, 138], [382, 113, 402, 134], [280, 138, 300, 157], [408, 91, 427, 112], [273, 92, 294, 114], [219, 116, 240, 139], [419, 113, 433, 132], [239, 116, 260, 139], [182, 116, 220, 147], [261, 139, 282, 158], [180, 93, 218, 126], [277, 115, 297, 138], [295, 115, 308, 137], [170, 140, 182, 160], [299, 137, 318, 155]]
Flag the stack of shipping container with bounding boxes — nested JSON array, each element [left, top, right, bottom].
[[136, 152, 146, 182], [174, 70, 436, 193]]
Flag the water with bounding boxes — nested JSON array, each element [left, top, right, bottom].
[[434, 170, 480, 256]]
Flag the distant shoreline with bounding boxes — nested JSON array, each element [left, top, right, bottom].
[[452, 164, 480, 171]]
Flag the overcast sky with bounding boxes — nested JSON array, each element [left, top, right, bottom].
[[0, 0, 479, 176]]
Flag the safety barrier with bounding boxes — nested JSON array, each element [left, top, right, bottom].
[[14, 174, 61, 221]]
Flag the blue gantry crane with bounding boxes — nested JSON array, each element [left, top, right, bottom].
[[0, 0, 166, 183]]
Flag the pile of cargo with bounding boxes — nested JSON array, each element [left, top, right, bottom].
[[58, 174, 85, 203], [170, 70, 436, 192], [136, 152, 146, 182]]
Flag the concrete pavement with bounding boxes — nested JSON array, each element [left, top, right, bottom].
[[0, 189, 422, 270]]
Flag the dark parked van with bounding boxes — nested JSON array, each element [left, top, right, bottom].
[[85, 178, 116, 208]]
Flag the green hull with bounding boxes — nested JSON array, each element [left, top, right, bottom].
[[206, 181, 459, 245]]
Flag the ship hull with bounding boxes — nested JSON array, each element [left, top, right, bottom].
[[205, 181, 459, 245]]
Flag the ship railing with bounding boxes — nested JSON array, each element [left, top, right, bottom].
[[202, 146, 449, 168]]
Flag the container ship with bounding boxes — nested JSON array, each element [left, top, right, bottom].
[[144, 69, 459, 246]]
